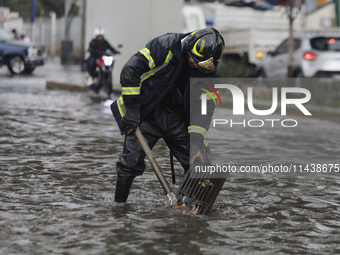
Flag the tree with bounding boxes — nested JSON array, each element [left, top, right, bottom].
[[2, 0, 65, 19], [281, 0, 302, 78]]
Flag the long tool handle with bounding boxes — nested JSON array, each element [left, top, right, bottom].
[[121, 104, 178, 206], [135, 128, 178, 206]]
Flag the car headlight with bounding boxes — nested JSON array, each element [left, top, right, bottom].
[[28, 47, 38, 57]]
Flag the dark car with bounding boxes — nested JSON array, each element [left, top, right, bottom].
[[0, 28, 46, 74]]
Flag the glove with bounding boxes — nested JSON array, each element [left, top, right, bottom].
[[122, 107, 140, 135], [189, 132, 211, 164]]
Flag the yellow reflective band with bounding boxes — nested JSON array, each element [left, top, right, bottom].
[[193, 39, 204, 57], [122, 86, 140, 90], [189, 125, 207, 132], [122, 86, 141, 95], [188, 125, 207, 138], [189, 125, 208, 146], [122, 92, 140, 95], [139, 48, 155, 69], [140, 50, 173, 84], [122, 50, 173, 97], [191, 30, 199, 35], [199, 39, 205, 53], [189, 130, 206, 138], [217, 45, 224, 62], [203, 138, 208, 147], [117, 95, 124, 117]]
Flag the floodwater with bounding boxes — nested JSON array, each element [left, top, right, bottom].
[[1, 80, 340, 254]]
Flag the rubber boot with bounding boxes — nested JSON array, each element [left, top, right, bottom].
[[114, 175, 134, 202]]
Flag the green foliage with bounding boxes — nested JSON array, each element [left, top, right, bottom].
[[2, 0, 65, 19], [218, 55, 252, 78]]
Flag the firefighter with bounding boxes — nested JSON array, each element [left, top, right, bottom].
[[110, 28, 225, 202]]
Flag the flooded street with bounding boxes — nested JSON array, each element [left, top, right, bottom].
[[1, 65, 340, 254]]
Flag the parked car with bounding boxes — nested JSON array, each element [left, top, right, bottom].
[[255, 32, 340, 78], [0, 28, 46, 74]]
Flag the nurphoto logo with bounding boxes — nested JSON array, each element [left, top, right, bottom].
[[200, 84, 312, 128]]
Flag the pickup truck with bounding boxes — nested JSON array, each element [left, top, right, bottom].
[[0, 28, 46, 74]]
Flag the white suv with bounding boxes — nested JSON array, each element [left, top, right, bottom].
[[256, 32, 340, 78]]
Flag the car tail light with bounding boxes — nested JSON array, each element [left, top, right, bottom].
[[303, 52, 317, 61]]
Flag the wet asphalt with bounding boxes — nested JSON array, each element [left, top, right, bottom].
[[1, 60, 340, 254]]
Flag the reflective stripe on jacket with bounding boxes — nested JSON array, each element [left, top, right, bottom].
[[111, 32, 218, 136]]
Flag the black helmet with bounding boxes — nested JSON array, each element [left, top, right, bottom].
[[184, 28, 225, 73]]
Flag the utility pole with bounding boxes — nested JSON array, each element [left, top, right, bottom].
[[61, 0, 73, 64], [65, 0, 72, 39], [80, 0, 86, 62], [336, 0, 340, 27], [339, 0, 340, 27], [31, 0, 36, 42], [50, 12, 56, 59], [40, 10, 45, 44], [284, 0, 301, 78]]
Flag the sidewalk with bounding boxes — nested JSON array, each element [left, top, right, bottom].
[[43, 58, 122, 93], [44, 58, 87, 91], [0, 57, 85, 89]]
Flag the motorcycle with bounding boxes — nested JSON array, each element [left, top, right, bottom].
[[82, 45, 122, 98], [89, 52, 115, 96]]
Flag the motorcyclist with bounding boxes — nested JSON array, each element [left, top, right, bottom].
[[110, 28, 225, 202], [87, 27, 120, 85]]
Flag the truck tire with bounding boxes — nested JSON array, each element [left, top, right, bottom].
[[7, 56, 25, 74]]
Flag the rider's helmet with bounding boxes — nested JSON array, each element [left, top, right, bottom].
[[94, 27, 105, 37], [183, 28, 225, 73]]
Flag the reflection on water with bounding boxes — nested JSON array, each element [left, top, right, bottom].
[[1, 85, 340, 254]]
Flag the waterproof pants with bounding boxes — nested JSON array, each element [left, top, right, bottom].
[[115, 103, 189, 202]]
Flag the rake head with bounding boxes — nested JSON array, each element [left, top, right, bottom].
[[175, 168, 226, 215]]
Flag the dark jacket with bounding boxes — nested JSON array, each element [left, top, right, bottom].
[[111, 32, 218, 139], [88, 38, 118, 58]]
